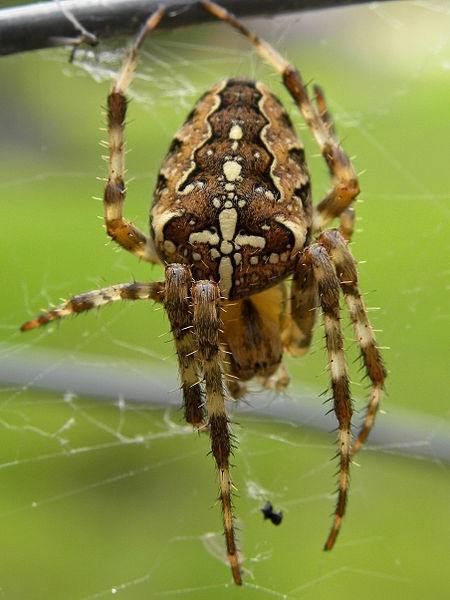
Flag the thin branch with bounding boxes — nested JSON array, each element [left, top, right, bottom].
[[1, 0, 396, 56], [0, 348, 447, 461]]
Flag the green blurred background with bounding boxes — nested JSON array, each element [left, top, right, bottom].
[[0, 2, 448, 599]]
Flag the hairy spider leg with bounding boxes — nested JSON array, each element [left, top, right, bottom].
[[164, 265, 207, 429], [317, 230, 386, 458], [200, 1, 359, 240], [296, 237, 353, 550], [191, 280, 242, 585], [21, 282, 164, 330], [295, 229, 386, 549], [287, 266, 319, 357], [103, 8, 167, 263], [313, 86, 355, 240]]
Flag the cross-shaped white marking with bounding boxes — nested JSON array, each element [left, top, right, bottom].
[[188, 206, 266, 298]]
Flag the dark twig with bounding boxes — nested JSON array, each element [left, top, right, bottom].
[[1, 0, 396, 56]]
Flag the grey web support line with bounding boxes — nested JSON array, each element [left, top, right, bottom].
[[0, 348, 448, 462], [1, 0, 397, 56]]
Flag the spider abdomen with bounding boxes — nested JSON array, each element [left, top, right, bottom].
[[151, 78, 312, 299]]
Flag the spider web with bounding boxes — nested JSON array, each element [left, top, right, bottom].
[[0, 2, 449, 599]]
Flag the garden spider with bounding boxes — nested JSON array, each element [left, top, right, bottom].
[[22, 1, 386, 585]]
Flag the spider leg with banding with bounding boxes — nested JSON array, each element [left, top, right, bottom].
[[294, 229, 386, 549], [103, 8, 167, 263], [201, 1, 360, 241], [191, 279, 241, 584], [164, 265, 207, 429], [295, 238, 353, 550], [317, 230, 387, 459], [21, 282, 165, 330], [164, 265, 242, 582]]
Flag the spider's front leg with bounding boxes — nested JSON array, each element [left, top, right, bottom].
[[296, 243, 353, 550], [21, 282, 165, 330], [164, 265, 206, 429], [103, 8, 167, 263], [318, 230, 386, 455], [295, 229, 386, 549], [201, 1, 359, 241], [191, 280, 241, 585]]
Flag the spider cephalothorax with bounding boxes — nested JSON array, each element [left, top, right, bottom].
[[22, 1, 386, 585]]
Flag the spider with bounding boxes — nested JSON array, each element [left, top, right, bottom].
[[21, 1, 386, 585]]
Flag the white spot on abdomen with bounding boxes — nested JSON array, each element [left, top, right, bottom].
[[269, 253, 280, 264], [229, 124, 243, 140], [220, 241, 233, 254], [219, 208, 238, 241], [234, 233, 266, 249], [163, 240, 176, 254], [223, 160, 242, 182], [219, 256, 233, 298], [189, 230, 220, 245]]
